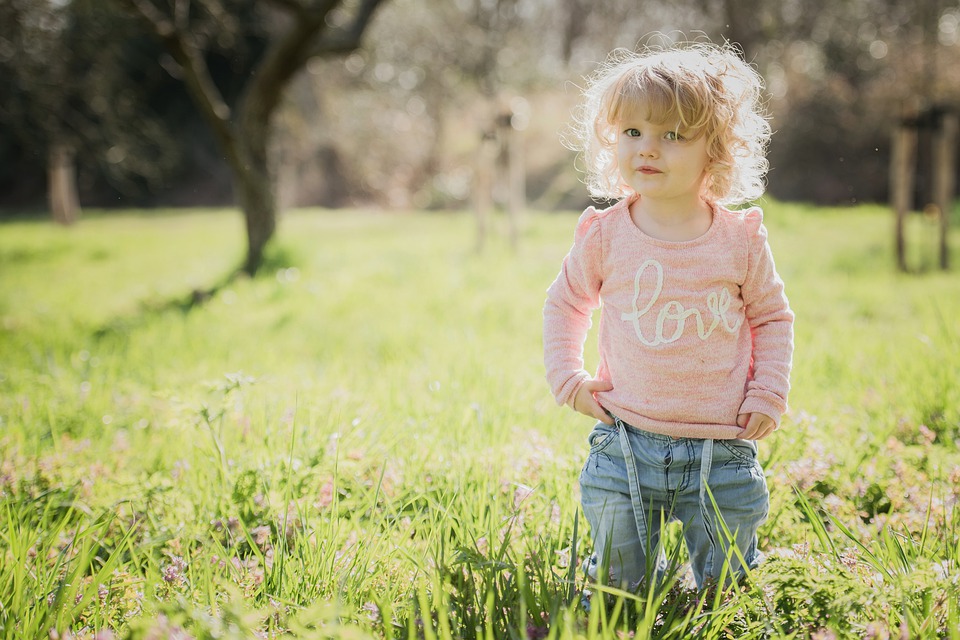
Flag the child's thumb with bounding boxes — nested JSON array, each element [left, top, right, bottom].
[[586, 378, 613, 392]]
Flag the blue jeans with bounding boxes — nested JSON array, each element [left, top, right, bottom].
[[579, 416, 768, 590]]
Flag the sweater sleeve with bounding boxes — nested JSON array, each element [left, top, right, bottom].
[[739, 209, 794, 426], [543, 208, 605, 408]]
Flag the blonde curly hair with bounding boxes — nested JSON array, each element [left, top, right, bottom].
[[567, 41, 771, 206]]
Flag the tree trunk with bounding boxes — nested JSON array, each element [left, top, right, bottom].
[[119, 0, 387, 276], [506, 109, 525, 251], [235, 80, 279, 276], [474, 129, 497, 253], [236, 148, 276, 276], [560, 0, 590, 62], [933, 112, 957, 270], [48, 143, 80, 225], [890, 124, 917, 272]]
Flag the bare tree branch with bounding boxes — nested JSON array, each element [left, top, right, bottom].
[[264, 0, 312, 18], [125, 0, 176, 37], [312, 0, 386, 55], [174, 0, 189, 31], [117, 0, 242, 175], [197, 0, 239, 30], [264, 0, 348, 25], [239, 14, 326, 136], [110, 0, 390, 274]]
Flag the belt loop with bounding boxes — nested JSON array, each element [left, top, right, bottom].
[[699, 438, 715, 509], [614, 416, 648, 551], [699, 438, 717, 576]]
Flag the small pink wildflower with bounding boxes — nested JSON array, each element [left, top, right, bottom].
[[865, 622, 891, 640], [251, 525, 271, 549], [362, 601, 381, 624], [513, 484, 535, 509], [526, 613, 550, 640], [839, 549, 858, 570], [162, 555, 188, 584], [949, 466, 960, 489], [475, 537, 489, 557], [316, 480, 335, 509]]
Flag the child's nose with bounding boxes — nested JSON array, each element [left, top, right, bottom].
[[636, 137, 659, 156]]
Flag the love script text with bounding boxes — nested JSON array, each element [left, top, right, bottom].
[[620, 259, 743, 346]]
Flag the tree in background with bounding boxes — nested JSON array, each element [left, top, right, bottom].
[[4, 0, 960, 216], [295, 0, 598, 213], [115, 0, 387, 275], [0, 0, 178, 223], [748, 0, 960, 204]]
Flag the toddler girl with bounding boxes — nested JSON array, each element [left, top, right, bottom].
[[543, 42, 794, 590]]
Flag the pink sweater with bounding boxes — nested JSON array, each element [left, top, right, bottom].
[[544, 197, 794, 439]]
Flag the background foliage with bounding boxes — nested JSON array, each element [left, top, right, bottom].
[[4, 0, 960, 211]]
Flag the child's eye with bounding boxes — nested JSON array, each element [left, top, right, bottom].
[[664, 130, 685, 141], [623, 128, 641, 138]]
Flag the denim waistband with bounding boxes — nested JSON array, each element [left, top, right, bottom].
[[616, 420, 690, 444]]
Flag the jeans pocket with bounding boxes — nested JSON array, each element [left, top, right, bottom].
[[718, 438, 758, 464], [587, 423, 618, 455]]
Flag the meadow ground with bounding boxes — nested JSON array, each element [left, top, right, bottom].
[[1, 202, 959, 639]]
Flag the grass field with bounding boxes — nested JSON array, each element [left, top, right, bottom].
[[1, 202, 959, 639]]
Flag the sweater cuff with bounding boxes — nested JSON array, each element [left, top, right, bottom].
[[738, 396, 785, 428], [558, 372, 590, 409]]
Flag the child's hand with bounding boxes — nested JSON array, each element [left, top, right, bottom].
[[736, 412, 776, 440], [572, 379, 614, 425]]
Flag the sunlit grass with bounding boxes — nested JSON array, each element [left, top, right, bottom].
[[1, 202, 959, 638]]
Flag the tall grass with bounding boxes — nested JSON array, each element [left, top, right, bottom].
[[1, 203, 959, 638]]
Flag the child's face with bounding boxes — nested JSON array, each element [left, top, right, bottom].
[[615, 104, 711, 206]]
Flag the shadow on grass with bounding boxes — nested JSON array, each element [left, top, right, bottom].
[[91, 271, 241, 341], [91, 243, 300, 341]]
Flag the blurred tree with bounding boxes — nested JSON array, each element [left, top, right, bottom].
[[701, 0, 818, 61], [8, 0, 958, 217], [754, 0, 960, 204], [558, 0, 593, 63], [302, 0, 590, 210], [251, 0, 960, 208], [0, 0, 177, 221], [114, 0, 387, 276]]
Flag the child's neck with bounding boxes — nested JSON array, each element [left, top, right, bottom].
[[629, 194, 714, 242]]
